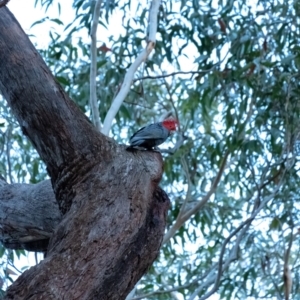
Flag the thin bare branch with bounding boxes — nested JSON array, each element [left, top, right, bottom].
[[191, 173, 286, 300], [130, 264, 217, 300], [102, 0, 161, 135], [182, 151, 229, 221], [161, 73, 180, 128], [163, 151, 229, 244], [160, 157, 192, 242], [133, 70, 208, 82], [159, 133, 187, 154], [90, 0, 103, 131]]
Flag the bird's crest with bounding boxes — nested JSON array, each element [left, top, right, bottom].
[[162, 118, 178, 131]]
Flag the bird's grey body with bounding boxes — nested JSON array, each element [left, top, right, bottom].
[[129, 122, 170, 149]]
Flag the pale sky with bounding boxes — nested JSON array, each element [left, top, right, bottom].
[[8, 0, 73, 28], [8, 0, 81, 48]]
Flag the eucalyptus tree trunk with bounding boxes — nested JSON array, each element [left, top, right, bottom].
[[0, 7, 169, 300]]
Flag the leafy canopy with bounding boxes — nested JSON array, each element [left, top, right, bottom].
[[1, 0, 300, 299]]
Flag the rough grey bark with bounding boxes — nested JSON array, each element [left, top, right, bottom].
[[0, 179, 61, 251], [0, 7, 170, 300]]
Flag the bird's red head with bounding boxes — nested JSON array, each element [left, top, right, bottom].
[[162, 118, 178, 131]]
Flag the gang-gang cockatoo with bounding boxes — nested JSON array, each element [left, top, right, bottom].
[[128, 118, 178, 150]]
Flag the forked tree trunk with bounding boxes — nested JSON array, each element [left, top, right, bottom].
[[0, 7, 170, 299]]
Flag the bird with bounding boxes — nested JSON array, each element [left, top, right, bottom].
[[127, 118, 178, 150]]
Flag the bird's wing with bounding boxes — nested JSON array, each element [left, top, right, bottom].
[[129, 124, 164, 141]]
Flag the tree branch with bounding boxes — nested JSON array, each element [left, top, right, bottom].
[[133, 70, 208, 82], [190, 172, 286, 300], [0, 7, 114, 212], [102, 0, 161, 135], [181, 151, 229, 221], [89, 0, 103, 132], [130, 257, 218, 300], [159, 133, 187, 154], [163, 151, 229, 244], [0, 180, 61, 251]]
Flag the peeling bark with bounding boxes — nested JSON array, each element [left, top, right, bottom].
[[0, 7, 170, 300]]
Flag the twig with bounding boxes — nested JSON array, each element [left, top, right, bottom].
[[181, 151, 229, 221], [264, 252, 282, 298], [161, 73, 180, 128], [102, 0, 161, 135], [130, 264, 217, 300], [89, 0, 103, 132], [163, 151, 229, 244], [192, 172, 286, 300], [161, 156, 193, 241], [133, 70, 209, 82], [159, 133, 187, 154], [187, 164, 287, 300], [132, 43, 231, 84], [198, 219, 254, 300], [187, 219, 251, 300]]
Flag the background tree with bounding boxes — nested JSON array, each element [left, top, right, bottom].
[[0, 0, 300, 299]]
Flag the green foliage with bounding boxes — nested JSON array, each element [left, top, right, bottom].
[[2, 0, 300, 298]]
